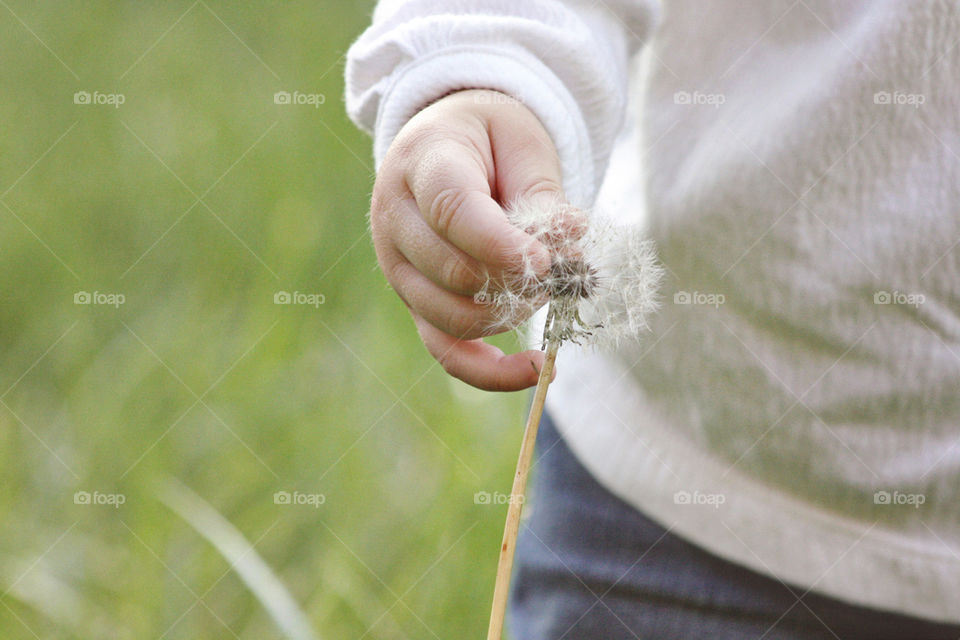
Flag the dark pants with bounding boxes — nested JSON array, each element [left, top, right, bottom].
[[508, 414, 960, 639]]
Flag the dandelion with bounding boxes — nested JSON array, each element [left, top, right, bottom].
[[476, 195, 663, 350], [484, 196, 663, 640]]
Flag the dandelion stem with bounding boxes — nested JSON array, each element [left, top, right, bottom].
[[486, 321, 561, 640]]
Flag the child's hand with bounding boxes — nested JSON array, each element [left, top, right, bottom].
[[371, 89, 565, 391]]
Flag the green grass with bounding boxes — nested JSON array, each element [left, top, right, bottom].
[[0, 3, 529, 638]]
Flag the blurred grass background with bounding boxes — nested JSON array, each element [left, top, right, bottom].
[[0, 2, 529, 638]]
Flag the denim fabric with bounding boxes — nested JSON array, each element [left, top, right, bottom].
[[507, 413, 960, 640]]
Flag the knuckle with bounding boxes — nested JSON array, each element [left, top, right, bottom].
[[382, 257, 409, 296], [391, 115, 437, 157], [436, 351, 458, 378], [370, 183, 401, 235], [391, 127, 428, 163], [443, 302, 484, 340], [522, 181, 563, 201], [480, 234, 514, 268], [430, 186, 470, 238], [370, 184, 389, 219], [488, 369, 511, 392], [439, 250, 482, 293]]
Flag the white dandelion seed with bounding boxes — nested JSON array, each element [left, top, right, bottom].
[[476, 195, 664, 350]]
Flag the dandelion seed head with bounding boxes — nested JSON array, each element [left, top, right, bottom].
[[476, 195, 663, 349], [547, 257, 598, 299], [578, 229, 663, 350]]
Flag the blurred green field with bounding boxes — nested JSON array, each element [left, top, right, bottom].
[[0, 3, 529, 638]]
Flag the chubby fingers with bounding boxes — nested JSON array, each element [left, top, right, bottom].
[[388, 196, 488, 296], [380, 244, 493, 340], [404, 141, 551, 276], [412, 313, 554, 391]]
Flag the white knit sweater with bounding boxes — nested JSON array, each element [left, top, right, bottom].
[[346, 0, 960, 623]]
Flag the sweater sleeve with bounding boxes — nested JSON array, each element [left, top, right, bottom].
[[344, 0, 659, 207]]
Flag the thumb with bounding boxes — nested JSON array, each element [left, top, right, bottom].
[[483, 102, 585, 243], [485, 101, 568, 208]]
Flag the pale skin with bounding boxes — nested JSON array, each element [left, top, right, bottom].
[[370, 89, 571, 391]]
